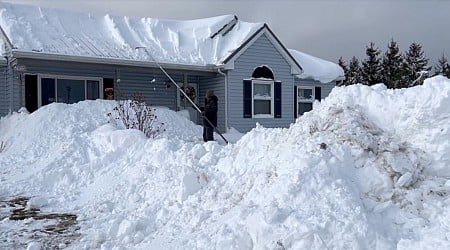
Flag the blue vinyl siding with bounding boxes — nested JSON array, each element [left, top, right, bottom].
[[0, 64, 7, 117], [7, 59, 187, 112], [1, 58, 222, 126], [0, 62, 20, 117], [1, 55, 336, 132], [115, 70, 178, 108], [227, 34, 295, 133]]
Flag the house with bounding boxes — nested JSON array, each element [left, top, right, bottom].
[[0, 1, 343, 133]]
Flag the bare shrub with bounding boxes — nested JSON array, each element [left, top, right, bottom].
[[0, 141, 5, 153], [107, 93, 165, 138]]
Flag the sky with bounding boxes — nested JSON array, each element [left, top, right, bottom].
[[1, 75, 450, 249], [10, 0, 450, 68]]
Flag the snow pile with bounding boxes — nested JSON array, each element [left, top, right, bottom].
[[290, 49, 345, 83], [323, 76, 450, 177], [1, 76, 450, 249]]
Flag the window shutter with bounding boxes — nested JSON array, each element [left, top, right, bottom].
[[294, 85, 298, 119], [243, 80, 252, 118], [274, 81, 282, 118], [315, 86, 322, 101], [25, 74, 38, 113]]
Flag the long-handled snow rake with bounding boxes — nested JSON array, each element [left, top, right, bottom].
[[135, 47, 229, 144]]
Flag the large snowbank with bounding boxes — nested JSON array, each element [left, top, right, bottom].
[[0, 76, 449, 249]]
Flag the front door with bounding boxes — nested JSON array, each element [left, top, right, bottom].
[[177, 83, 199, 124]]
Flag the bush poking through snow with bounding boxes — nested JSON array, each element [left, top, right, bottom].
[[0, 141, 5, 153], [107, 93, 165, 138]]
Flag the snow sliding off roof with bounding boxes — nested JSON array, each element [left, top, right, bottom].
[[289, 49, 344, 83], [0, 2, 263, 66]]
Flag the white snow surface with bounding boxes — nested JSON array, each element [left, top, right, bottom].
[[0, 1, 262, 66], [1, 76, 449, 249], [0, 1, 343, 82], [290, 49, 345, 83]]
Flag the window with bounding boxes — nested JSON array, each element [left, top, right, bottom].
[[41, 78, 55, 106], [243, 79, 281, 119], [38, 75, 102, 107], [298, 87, 314, 116], [87, 80, 100, 100], [252, 80, 274, 117], [244, 65, 282, 119], [57, 79, 85, 104]]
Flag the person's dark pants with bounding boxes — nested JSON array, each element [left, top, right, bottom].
[[203, 126, 214, 142]]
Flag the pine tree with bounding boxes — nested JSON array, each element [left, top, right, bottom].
[[337, 57, 349, 86], [382, 39, 404, 89], [347, 56, 363, 85], [434, 53, 450, 78], [403, 42, 430, 86], [362, 42, 383, 85]]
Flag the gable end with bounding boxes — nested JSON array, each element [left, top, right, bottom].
[[221, 24, 302, 75]]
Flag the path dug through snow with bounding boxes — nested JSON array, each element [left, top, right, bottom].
[[0, 76, 449, 249], [0, 196, 79, 249]]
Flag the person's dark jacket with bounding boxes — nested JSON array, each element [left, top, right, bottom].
[[203, 95, 218, 127]]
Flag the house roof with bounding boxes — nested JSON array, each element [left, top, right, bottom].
[[289, 49, 345, 83], [0, 1, 263, 68], [0, 1, 341, 81]]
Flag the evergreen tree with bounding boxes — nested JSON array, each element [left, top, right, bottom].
[[403, 42, 430, 86], [382, 39, 404, 89], [347, 56, 363, 85], [434, 53, 450, 78], [337, 57, 349, 86], [362, 42, 383, 85]]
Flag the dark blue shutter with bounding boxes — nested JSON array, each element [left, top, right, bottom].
[[294, 85, 297, 119], [274, 81, 282, 118], [243, 80, 252, 118], [315, 87, 322, 101]]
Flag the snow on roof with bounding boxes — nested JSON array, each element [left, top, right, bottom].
[[0, 1, 342, 80], [0, 1, 263, 66], [289, 49, 344, 83]]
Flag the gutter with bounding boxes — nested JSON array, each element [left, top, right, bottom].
[[217, 68, 228, 131], [11, 50, 219, 73]]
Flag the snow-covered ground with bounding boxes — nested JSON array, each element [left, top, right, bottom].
[[1, 76, 450, 250]]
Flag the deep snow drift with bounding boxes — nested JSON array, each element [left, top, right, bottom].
[[1, 76, 450, 249]]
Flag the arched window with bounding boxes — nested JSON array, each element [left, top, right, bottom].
[[244, 65, 281, 119], [252, 66, 274, 80]]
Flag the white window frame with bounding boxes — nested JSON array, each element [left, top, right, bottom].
[[297, 86, 315, 116], [37, 74, 103, 108], [252, 79, 274, 118]]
